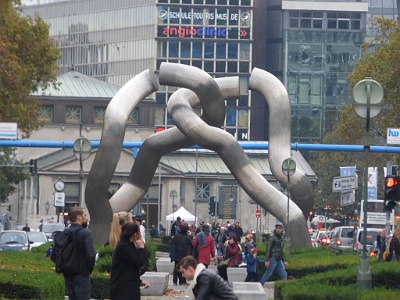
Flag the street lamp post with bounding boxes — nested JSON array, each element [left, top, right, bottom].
[[282, 158, 296, 258], [73, 137, 92, 207], [170, 190, 177, 221], [352, 78, 384, 290]]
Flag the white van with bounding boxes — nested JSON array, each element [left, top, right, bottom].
[[330, 226, 354, 253], [353, 228, 381, 253]]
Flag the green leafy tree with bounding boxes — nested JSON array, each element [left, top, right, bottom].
[[0, 0, 59, 137], [311, 18, 399, 219], [0, 148, 27, 203]]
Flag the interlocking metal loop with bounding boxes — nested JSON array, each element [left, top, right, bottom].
[[86, 63, 313, 248]]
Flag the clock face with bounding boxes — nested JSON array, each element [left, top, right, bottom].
[[54, 180, 65, 192]]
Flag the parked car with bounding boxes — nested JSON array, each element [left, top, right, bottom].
[[353, 228, 381, 253], [27, 231, 48, 248], [310, 231, 316, 245], [313, 230, 327, 247], [0, 230, 30, 251], [330, 226, 354, 254], [38, 222, 65, 241]]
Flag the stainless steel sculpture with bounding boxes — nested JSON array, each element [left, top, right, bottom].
[[86, 63, 313, 248]]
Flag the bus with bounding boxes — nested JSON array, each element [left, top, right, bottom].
[[359, 199, 395, 231]]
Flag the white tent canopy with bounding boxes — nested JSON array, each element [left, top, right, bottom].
[[166, 206, 197, 222]]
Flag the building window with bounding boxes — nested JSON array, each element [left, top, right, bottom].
[[108, 183, 121, 199], [94, 106, 106, 124], [292, 109, 321, 139], [64, 182, 80, 205], [155, 107, 165, 126], [65, 106, 82, 123], [127, 109, 139, 124], [38, 105, 54, 123], [196, 182, 211, 199]]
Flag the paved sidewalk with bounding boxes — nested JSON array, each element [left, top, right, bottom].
[[141, 264, 275, 300]]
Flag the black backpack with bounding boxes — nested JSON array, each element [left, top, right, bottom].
[[51, 228, 82, 274]]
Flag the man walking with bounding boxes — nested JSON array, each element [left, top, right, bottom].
[[260, 222, 288, 286], [233, 222, 243, 241], [214, 226, 227, 264], [59, 207, 96, 300], [177, 255, 238, 300]]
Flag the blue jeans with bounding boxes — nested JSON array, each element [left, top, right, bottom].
[[217, 248, 224, 264], [259, 258, 287, 286], [64, 274, 91, 300]]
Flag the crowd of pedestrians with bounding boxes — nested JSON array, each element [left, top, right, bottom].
[[51, 208, 286, 300], [166, 216, 288, 298]]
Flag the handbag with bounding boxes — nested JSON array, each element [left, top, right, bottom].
[[219, 248, 241, 267], [219, 257, 231, 267]]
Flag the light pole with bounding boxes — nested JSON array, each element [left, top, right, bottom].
[[282, 158, 296, 258], [170, 190, 177, 221], [73, 137, 92, 207], [352, 78, 383, 290]]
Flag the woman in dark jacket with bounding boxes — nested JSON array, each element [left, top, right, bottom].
[[173, 224, 193, 285], [110, 222, 150, 299], [387, 228, 400, 261], [217, 234, 241, 280]]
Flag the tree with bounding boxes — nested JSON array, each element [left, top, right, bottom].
[[0, 0, 59, 137], [310, 18, 399, 218], [348, 18, 400, 143], [0, 148, 27, 203]]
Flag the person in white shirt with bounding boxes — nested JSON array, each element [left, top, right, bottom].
[[133, 215, 146, 244]]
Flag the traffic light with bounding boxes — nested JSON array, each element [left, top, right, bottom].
[[208, 196, 215, 216], [29, 159, 37, 175], [309, 211, 315, 222], [384, 175, 400, 211], [6, 205, 11, 212]]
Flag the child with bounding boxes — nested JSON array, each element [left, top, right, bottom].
[[244, 244, 264, 282]]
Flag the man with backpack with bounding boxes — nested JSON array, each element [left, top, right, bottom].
[[51, 207, 96, 300]]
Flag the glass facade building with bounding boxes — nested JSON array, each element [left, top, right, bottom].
[[22, 0, 254, 141], [261, 0, 369, 142], [21, 0, 399, 142]]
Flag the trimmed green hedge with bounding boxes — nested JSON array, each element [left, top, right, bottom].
[[2, 241, 400, 299]]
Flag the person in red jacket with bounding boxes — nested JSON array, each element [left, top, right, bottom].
[[193, 224, 215, 268]]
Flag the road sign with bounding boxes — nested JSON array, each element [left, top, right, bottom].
[[54, 192, 65, 207], [387, 128, 400, 145], [340, 191, 355, 206], [255, 209, 261, 218], [332, 176, 358, 192]]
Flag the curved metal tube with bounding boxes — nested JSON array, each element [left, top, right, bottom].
[[167, 82, 310, 249], [109, 63, 237, 212], [85, 69, 159, 244], [249, 68, 314, 219], [87, 63, 312, 248]]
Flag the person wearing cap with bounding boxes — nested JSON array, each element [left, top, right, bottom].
[[245, 244, 264, 282], [133, 215, 146, 244], [259, 221, 288, 286]]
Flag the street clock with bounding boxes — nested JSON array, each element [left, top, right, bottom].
[[54, 179, 65, 192]]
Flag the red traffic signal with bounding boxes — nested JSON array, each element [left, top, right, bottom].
[[386, 177, 399, 188], [384, 176, 400, 211]]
